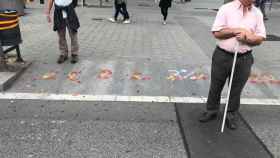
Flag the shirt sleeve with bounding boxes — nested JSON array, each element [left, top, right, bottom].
[[255, 11, 266, 38], [211, 6, 227, 32]]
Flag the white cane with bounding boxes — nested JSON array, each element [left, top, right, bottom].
[[221, 43, 239, 133]]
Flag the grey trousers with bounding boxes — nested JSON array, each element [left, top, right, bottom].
[[206, 47, 254, 112], [57, 24, 79, 56]]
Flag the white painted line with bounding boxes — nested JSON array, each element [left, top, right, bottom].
[[0, 92, 279, 105]]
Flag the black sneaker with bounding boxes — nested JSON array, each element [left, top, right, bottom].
[[57, 55, 68, 64], [199, 111, 218, 123], [226, 112, 238, 130], [71, 55, 78, 64]]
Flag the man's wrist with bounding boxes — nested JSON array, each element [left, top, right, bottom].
[[45, 10, 50, 15]]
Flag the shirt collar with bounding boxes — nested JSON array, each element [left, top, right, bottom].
[[233, 0, 252, 12]]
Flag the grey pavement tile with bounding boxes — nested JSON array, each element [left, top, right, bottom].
[[241, 105, 280, 158]]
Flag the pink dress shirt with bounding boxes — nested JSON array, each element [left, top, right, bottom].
[[212, 0, 266, 53]]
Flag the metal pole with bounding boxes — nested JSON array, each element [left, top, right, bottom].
[[221, 43, 239, 133]]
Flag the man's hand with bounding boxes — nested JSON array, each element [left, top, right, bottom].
[[233, 28, 264, 46], [235, 31, 247, 42], [46, 14, 52, 23], [232, 28, 253, 43], [232, 28, 252, 36]]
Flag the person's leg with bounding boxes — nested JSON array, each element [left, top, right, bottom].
[[161, 7, 168, 21], [67, 26, 79, 64], [165, 7, 169, 21], [57, 25, 68, 64], [114, 3, 121, 20], [228, 53, 253, 113], [206, 48, 230, 112], [260, 0, 268, 20], [199, 48, 230, 122], [121, 3, 130, 21], [0, 41, 4, 58], [0, 41, 5, 70], [224, 53, 253, 130]]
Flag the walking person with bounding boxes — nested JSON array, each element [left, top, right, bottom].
[[46, 0, 80, 64], [109, 0, 130, 24], [255, 0, 268, 20], [159, 0, 172, 25], [199, 0, 266, 130]]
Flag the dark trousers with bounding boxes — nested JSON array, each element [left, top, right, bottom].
[[161, 7, 168, 21], [255, 0, 267, 17], [0, 40, 4, 57], [206, 47, 254, 112], [114, 2, 129, 20]]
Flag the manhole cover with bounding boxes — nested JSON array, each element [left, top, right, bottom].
[[266, 34, 280, 41], [138, 3, 152, 7]]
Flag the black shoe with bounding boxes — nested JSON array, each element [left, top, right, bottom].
[[57, 55, 68, 64], [263, 16, 269, 21], [226, 112, 238, 130], [71, 55, 78, 64], [199, 111, 218, 123]]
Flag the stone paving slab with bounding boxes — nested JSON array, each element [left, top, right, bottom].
[[241, 105, 280, 158]]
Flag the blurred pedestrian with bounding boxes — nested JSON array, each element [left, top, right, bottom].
[[255, 0, 268, 20], [45, 0, 80, 64], [109, 0, 131, 24], [159, 0, 172, 25]]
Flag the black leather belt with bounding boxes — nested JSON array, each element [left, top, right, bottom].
[[217, 46, 252, 57]]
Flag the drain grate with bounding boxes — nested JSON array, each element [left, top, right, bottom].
[[266, 34, 280, 41]]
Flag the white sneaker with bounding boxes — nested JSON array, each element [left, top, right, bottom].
[[109, 18, 116, 23], [123, 19, 131, 24], [163, 21, 167, 25]]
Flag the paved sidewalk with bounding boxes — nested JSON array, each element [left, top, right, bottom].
[[6, 0, 280, 99], [1, 0, 280, 157]]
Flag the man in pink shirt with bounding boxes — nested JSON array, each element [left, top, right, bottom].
[[199, 0, 266, 130]]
